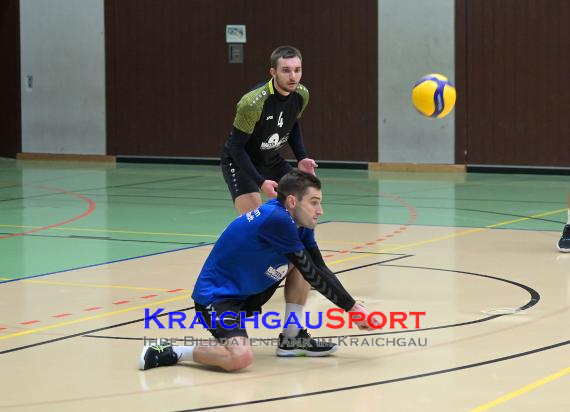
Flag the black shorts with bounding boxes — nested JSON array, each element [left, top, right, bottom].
[[221, 153, 293, 201], [194, 280, 284, 340]]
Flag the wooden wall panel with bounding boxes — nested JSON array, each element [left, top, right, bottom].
[[105, 0, 378, 161], [0, 0, 21, 158], [456, 0, 570, 166]]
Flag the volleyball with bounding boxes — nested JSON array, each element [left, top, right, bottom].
[[411, 74, 456, 118]]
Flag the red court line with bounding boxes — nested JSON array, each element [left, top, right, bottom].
[[19, 320, 40, 325], [323, 191, 418, 260], [141, 294, 158, 299], [0, 185, 97, 239], [52, 313, 72, 318], [12, 289, 186, 329]]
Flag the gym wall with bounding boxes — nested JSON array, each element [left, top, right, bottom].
[[456, 0, 570, 167], [19, 0, 106, 155], [105, 0, 378, 161], [378, 0, 455, 164], [7, 1, 570, 167]]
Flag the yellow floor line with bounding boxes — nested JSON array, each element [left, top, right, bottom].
[[22, 279, 175, 291], [328, 208, 565, 266], [0, 293, 192, 341], [0, 277, 179, 291], [471, 366, 570, 411], [1, 207, 564, 342]]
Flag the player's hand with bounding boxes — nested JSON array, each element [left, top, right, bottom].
[[349, 302, 382, 331], [298, 158, 318, 175], [260, 180, 278, 198]]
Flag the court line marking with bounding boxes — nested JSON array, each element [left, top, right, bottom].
[[0, 242, 210, 285], [14, 340, 565, 410], [0, 188, 417, 242], [328, 208, 565, 265], [0, 186, 97, 239], [0, 278, 174, 291], [471, 366, 570, 411], [0, 208, 562, 343], [0, 259, 564, 410], [0, 224, 218, 238], [2, 182, 567, 405], [0, 223, 392, 246], [0, 293, 192, 341], [1, 209, 561, 337]]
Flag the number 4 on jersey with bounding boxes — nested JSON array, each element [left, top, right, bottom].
[[277, 111, 284, 128]]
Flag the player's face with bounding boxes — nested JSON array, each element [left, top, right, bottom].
[[289, 187, 323, 229], [270, 56, 302, 95]]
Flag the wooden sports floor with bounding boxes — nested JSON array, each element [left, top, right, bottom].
[[0, 158, 568, 411]]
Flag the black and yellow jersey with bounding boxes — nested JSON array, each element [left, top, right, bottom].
[[223, 79, 310, 186]]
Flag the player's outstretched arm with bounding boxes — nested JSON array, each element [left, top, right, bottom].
[[286, 249, 356, 311], [303, 246, 382, 330]]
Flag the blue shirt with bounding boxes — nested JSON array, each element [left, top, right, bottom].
[[192, 199, 317, 306]]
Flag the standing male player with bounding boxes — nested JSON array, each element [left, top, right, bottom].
[[220, 46, 319, 351], [140, 170, 382, 372]]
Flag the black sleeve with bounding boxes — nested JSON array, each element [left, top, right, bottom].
[[287, 122, 308, 161], [306, 246, 326, 268], [227, 127, 265, 187], [286, 249, 356, 311]]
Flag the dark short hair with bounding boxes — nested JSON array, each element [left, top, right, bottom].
[[270, 45, 302, 68], [277, 169, 321, 203]]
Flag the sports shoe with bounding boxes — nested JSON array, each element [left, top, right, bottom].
[[558, 224, 570, 253], [276, 329, 338, 357], [139, 345, 179, 370]]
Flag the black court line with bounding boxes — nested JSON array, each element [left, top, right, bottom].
[[0, 231, 207, 246], [82, 259, 539, 343], [0, 306, 196, 355], [0, 175, 204, 203], [83, 335, 142, 341], [1, 289, 565, 409], [81, 256, 416, 342], [169, 265, 549, 412], [1, 257, 407, 353], [176, 340, 570, 411], [54, 193, 231, 203], [319, 263, 540, 339], [0, 258, 539, 356]]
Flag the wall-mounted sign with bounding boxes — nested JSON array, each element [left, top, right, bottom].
[[226, 25, 246, 43], [229, 44, 244, 63]]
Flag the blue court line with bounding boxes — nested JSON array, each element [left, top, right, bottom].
[[0, 242, 214, 286], [0, 219, 380, 286]]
